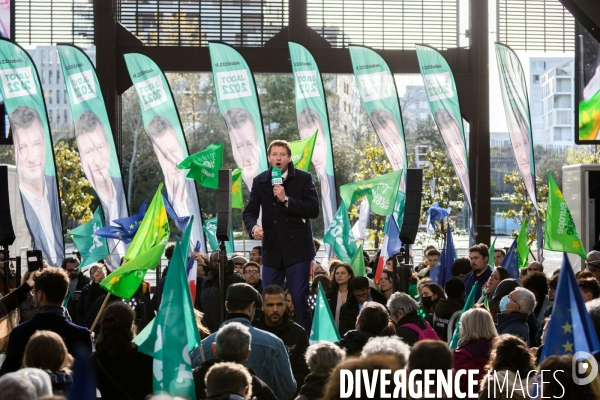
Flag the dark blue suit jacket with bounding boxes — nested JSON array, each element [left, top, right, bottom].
[[0, 312, 92, 375], [243, 162, 319, 268]]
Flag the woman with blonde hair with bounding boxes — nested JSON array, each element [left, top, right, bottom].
[[453, 308, 497, 395], [22, 330, 73, 394]]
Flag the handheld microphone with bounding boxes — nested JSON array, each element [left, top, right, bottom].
[[271, 167, 282, 185]]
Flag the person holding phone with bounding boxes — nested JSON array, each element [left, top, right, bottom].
[[61, 257, 89, 326]]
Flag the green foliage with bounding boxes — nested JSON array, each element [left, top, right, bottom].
[[565, 146, 600, 165], [0, 145, 13, 164], [500, 170, 548, 246], [419, 149, 465, 246], [54, 140, 94, 229], [348, 141, 392, 249]]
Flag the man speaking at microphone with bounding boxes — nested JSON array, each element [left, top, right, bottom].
[[243, 140, 319, 334]]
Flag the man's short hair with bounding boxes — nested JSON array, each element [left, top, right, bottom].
[[425, 249, 441, 258], [369, 109, 396, 131], [0, 372, 37, 400], [215, 322, 251, 363], [261, 284, 285, 300], [33, 268, 70, 305], [358, 302, 389, 335], [145, 115, 175, 139], [205, 362, 252, 399], [585, 299, 600, 341], [361, 336, 410, 368], [579, 278, 600, 300], [522, 271, 549, 296], [74, 110, 103, 138], [548, 274, 559, 291], [164, 243, 175, 260], [512, 288, 536, 314], [224, 107, 255, 131], [9, 106, 42, 131], [60, 257, 80, 270], [252, 246, 262, 256], [387, 292, 419, 316], [408, 340, 453, 372], [469, 243, 489, 259], [242, 261, 261, 275], [297, 107, 325, 133], [267, 139, 292, 157], [351, 276, 370, 292], [444, 277, 466, 299], [305, 342, 345, 376], [451, 258, 472, 277], [494, 249, 506, 257]]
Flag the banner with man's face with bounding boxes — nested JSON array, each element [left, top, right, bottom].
[[123, 53, 207, 253], [0, 39, 64, 266], [495, 43, 543, 259], [349, 45, 407, 230], [288, 42, 338, 258], [58, 45, 129, 267], [208, 42, 268, 191], [416, 44, 475, 245]]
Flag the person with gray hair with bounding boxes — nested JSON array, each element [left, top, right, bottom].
[[388, 292, 438, 346], [295, 342, 345, 400], [586, 250, 600, 282], [193, 322, 276, 400], [12, 368, 53, 397], [585, 298, 600, 342], [360, 336, 410, 368], [496, 287, 536, 346], [0, 371, 38, 400]]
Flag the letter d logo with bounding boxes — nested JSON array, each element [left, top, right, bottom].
[[572, 351, 598, 385]]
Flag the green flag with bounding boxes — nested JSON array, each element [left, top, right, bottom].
[[323, 202, 357, 264], [517, 217, 530, 270], [289, 131, 317, 172], [350, 244, 366, 277], [449, 284, 479, 350], [544, 174, 588, 259], [232, 168, 244, 209], [202, 216, 235, 253], [339, 169, 402, 216], [488, 237, 496, 269], [177, 143, 223, 189], [135, 216, 199, 398], [68, 207, 110, 270], [101, 185, 170, 300], [310, 282, 340, 343]]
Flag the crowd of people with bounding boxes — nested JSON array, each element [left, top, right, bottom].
[[1, 242, 600, 399]]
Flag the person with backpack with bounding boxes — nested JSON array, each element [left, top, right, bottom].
[[388, 292, 439, 346]]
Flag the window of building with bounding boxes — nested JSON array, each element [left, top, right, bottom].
[[48, 90, 52, 104], [48, 110, 53, 123], [57, 70, 60, 84], [41, 50, 45, 66], [533, 75, 540, 84], [56, 90, 60, 104], [49, 70, 53, 84], [41, 70, 45, 84], [64, 110, 68, 123], [64, 90, 68, 104]]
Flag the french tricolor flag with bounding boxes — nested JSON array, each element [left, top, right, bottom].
[[375, 216, 402, 284], [185, 241, 202, 303]]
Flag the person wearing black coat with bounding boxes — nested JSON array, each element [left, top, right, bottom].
[[242, 149, 320, 335], [335, 302, 390, 356], [388, 292, 431, 347], [254, 285, 309, 394], [198, 252, 245, 333], [338, 277, 388, 336]]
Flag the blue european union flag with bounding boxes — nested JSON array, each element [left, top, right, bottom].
[[67, 346, 96, 400], [386, 215, 402, 256], [426, 202, 451, 234], [540, 253, 600, 362], [185, 241, 202, 277], [95, 201, 147, 244], [430, 222, 457, 286], [500, 238, 520, 279], [162, 192, 190, 232]]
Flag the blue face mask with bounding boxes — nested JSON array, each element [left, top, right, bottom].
[[499, 295, 510, 312]]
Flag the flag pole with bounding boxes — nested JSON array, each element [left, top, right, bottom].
[[90, 292, 111, 332], [104, 239, 122, 271], [242, 222, 246, 257]]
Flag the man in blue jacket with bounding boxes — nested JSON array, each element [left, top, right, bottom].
[[243, 140, 320, 334], [0, 267, 92, 376], [202, 283, 296, 400]]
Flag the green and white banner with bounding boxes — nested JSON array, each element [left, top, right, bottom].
[[123, 53, 206, 253], [289, 42, 338, 246], [58, 45, 129, 265], [0, 39, 64, 266], [495, 43, 543, 259], [209, 42, 268, 190], [349, 45, 407, 232], [68, 206, 109, 270], [416, 44, 475, 245]]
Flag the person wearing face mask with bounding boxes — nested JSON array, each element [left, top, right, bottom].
[[495, 287, 536, 347], [419, 283, 445, 326]]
